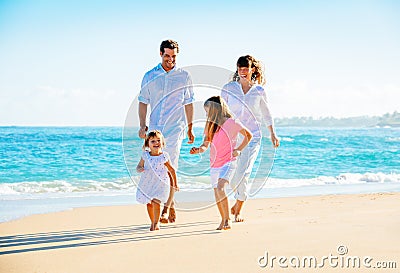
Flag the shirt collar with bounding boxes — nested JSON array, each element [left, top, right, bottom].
[[235, 80, 257, 93]]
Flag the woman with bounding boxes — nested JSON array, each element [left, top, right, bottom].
[[221, 55, 279, 222]]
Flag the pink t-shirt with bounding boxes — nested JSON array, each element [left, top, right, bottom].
[[210, 118, 245, 168]]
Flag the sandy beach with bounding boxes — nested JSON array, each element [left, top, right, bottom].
[[0, 192, 399, 273]]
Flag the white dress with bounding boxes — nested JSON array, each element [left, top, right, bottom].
[[136, 151, 171, 204]]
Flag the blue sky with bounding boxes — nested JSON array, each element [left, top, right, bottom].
[[1, 0, 399, 125]]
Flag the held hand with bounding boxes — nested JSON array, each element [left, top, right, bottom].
[[136, 166, 145, 173], [232, 149, 241, 157], [190, 147, 200, 154], [172, 185, 180, 192], [138, 126, 148, 139], [187, 128, 195, 144], [271, 134, 280, 148]]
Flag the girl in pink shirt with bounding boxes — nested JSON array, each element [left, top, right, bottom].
[[190, 96, 252, 230]]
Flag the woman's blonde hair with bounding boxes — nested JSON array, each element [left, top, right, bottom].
[[204, 96, 233, 142], [232, 55, 266, 85], [143, 130, 166, 150]]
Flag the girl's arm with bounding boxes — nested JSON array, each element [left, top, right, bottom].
[[136, 158, 145, 173], [233, 128, 253, 157], [164, 161, 179, 191], [190, 139, 210, 154], [190, 129, 211, 154]]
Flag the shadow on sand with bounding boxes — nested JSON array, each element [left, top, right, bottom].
[[0, 220, 219, 255]]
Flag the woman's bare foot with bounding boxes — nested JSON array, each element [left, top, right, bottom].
[[232, 200, 244, 222], [160, 207, 169, 224], [168, 208, 176, 223], [234, 214, 244, 222]]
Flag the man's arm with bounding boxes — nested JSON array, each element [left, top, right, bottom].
[[138, 102, 148, 139], [184, 103, 195, 144]]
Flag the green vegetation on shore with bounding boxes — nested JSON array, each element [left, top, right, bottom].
[[275, 112, 400, 127]]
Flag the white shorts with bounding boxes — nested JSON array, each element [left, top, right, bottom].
[[210, 160, 237, 189]]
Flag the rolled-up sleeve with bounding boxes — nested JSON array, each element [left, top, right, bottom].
[[259, 88, 274, 127], [138, 73, 150, 104], [183, 73, 195, 105]]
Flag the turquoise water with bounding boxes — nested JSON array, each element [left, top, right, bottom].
[[1, 126, 399, 222]]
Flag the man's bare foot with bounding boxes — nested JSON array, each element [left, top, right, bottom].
[[234, 214, 244, 222], [150, 223, 154, 231], [160, 207, 168, 224], [168, 208, 176, 223]]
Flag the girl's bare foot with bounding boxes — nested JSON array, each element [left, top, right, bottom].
[[150, 223, 160, 231], [217, 219, 231, 230], [216, 220, 224, 230], [223, 219, 232, 230]]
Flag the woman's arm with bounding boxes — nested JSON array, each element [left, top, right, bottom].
[[233, 128, 253, 157], [260, 89, 279, 148], [164, 161, 179, 191], [267, 125, 280, 148], [136, 158, 145, 173]]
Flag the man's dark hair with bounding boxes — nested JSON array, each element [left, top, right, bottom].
[[160, 39, 179, 54]]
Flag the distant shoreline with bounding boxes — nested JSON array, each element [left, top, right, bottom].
[[1, 112, 399, 128], [275, 111, 400, 128]]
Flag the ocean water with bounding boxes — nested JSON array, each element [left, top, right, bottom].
[[1, 126, 399, 222]]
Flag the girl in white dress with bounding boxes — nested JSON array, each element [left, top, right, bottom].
[[136, 130, 178, 231]]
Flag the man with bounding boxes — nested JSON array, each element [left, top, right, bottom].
[[138, 39, 195, 223]]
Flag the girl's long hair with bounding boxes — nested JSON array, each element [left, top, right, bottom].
[[232, 55, 266, 86], [204, 96, 232, 142]]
